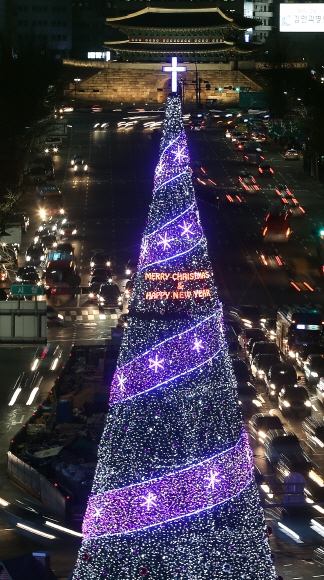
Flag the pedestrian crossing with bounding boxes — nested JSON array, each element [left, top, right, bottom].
[[57, 307, 120, 323]]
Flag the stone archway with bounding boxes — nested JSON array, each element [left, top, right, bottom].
[[156, 76, 171, 104]]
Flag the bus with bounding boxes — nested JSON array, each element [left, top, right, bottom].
[[36, 185, 64, 220], [276, 307, 324, 358]]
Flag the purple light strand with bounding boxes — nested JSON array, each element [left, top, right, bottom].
[[83, 432, 253, 538]]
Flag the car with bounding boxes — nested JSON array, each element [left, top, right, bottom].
[[44, 136, 62, 153], [229, 305, 264, 329], [38, 233, 57, 251], [92, 104, 103, 112], [93, 122, 108, 131], [230, 130, 246, 143], [284, 149, 299, 160], [235, 136, 249, 150], [258, 164, 274, 176], [46, 305, 64, 326], [265, 364, 298, 400], [263, 207, 291, 243], [249, 413, 284, 444], [276, 452, 318, 484], [296, 344, 324, 370], [257, 251, 283, 268], [98, 282, 123, 310], [249, 340, 280, 364], [261, 317, 277, 341], [280, 196, 305, 216], [274, 184, 293, 198], [25, 244, 46, 266], [236, 383, 263, 410], [188, 111, 211, 130], [302, 417, 324, 449], [316, 376, 324, 405], [246, 337, 265, 359], [263, 430, 303, 464], [56, 242, 74, 256], [59, 221, 78, 239], [16, 266, 40, 284], [304, 354, 324, 387], [11, 212, 30, 233], [35, 223, 54, 237], [232, 358, 251, 384], [238, 327, 265, 349], [251, 353, 281, 381], [0, 264, 8, 281], [238, 170, 259, 192], [71, 156, 88, 173], [251, 132, 266, 143], [278, 385, 312, 416], [90, 251, 113, 273], [89, 274, 112, 301]]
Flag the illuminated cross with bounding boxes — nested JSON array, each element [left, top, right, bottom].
[[193, 337, 204, 353], [140, 491, 157, 511], [93, 506, 102, 519], [162, 56, 187, 94], [117, 372, 127, 394], [179, 221, 194, 238], [149, 354, 164, 373], [157, 232, 174, 251], [206, 469, 221, 491]]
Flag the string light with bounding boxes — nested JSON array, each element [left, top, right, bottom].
[[73, 94, 276, 580]]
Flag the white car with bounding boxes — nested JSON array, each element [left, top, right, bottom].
[[284, 149, 299, 160]]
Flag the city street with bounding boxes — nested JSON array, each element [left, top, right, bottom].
[[1, 109, 324, 578]]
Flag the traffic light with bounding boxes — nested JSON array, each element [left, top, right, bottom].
[[206, 83, 211, 90], [218, 87, 222, 92], [235, 87, 240, 92]]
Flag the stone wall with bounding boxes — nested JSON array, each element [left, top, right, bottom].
[[64, 60, 263, 107]]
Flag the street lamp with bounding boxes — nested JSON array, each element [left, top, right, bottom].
[[74, 78, 81, 107]]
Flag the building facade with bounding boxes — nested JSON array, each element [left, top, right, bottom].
[[12, 0, 72, 57]]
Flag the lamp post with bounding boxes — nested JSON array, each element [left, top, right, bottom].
[[74, 77, 81, 107]]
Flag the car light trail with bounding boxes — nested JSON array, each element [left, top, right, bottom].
[[8, 388, 22, 406], [311, 519, 324, 538], [290, 281, 301, 291], [31, 359, 39, 371], [45, 520, 83, 537], [208, 179, 217, 186], [303, 282, 314, 292], [275, 255, 282, 266], [0, 497, 10, 507], [278, 522, 303, 543], [26, 387, 39, 406], [16, 523, 56, 539], [236, 195, 242, 203], [50, 357, 60, 371], [226, 194, 234, 202]]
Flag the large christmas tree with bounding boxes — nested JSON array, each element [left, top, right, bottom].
[[73, 94, 276, 580]]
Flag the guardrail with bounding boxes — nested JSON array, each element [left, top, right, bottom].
[[7, 451, 68, 520]]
